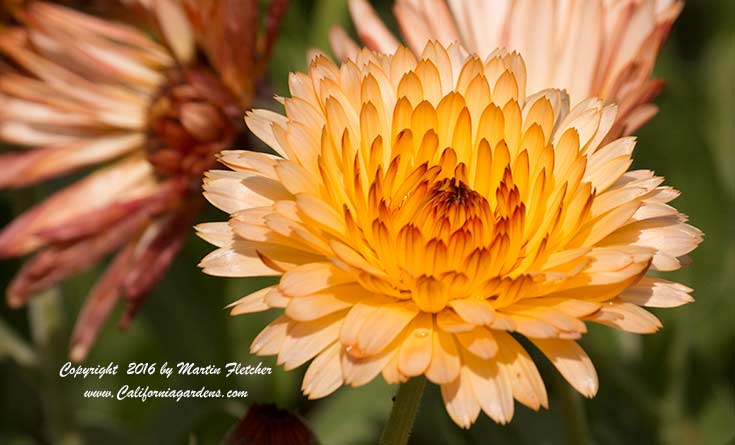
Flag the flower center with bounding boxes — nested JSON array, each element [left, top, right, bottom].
[[364, 162, 529, 313], [414, 178, 492, 240], [146, 68, 241, 185]]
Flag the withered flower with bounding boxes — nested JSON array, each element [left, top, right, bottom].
[[0, 0, 288, 361], [226, 404, 316, 445]]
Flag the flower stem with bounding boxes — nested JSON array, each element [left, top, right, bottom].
[[378, 376, 426, 445]]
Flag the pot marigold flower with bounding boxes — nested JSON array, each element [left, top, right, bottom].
[[331, 0, 683, 139], [0, 0, 287, 361], [199, 43, 701, 427]]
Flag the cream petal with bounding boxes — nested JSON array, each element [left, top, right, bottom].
[[515, 297, 602, 318], [278, 312, 345, 370], [465, 352, 514, 425], [274, 161, 320, 195], [217, 150, 280, 179], [397, 313, 433, 376], [523, 88, 570, 135], [280, 262, 354, 297], [553, 0, 602, 105], [341, 341, 397, 386], [591, 183, 657, 220], [329, 240, 386, 276], [227, 286, 273, 315], [339, 297, 387, 349], [285, 283, 367, 321], [568, 201, 641, 248], [296, 193, 347, 236], [302, 342, 344, 399], [509, 307, 586, 336], [425, 325, 461, 384], [353, 302, 418, 356], [244, 109, 289, 158], [505, 0, 554, 95], [495, 331, 548, 410], [153, 0, 194, 62], [631, 201, 679, 222], [450, 0, 510, 56], [618, 276, 693, 308], [542, 247, 593, 270], [436, 308, 475, 333], [396, 1, 459, 55], [448, 298, 496, 325], [203, 170, 292, 214], [251, 316, 289, 356], [586, 137, 636, 177], [455, 327, 498, 359], [531, 338, 598, 398], [382, 350, 409, 384], [348, 0, 400, 55], [587, 300, 662, 334], [440, 367, 481, 429], [503, 314, 559, 339], [600, 216, 703, 270], [264, 288, 290, 308], [329, 27, 360, 62], [195, 222, 233, 248], [197, 248, 280, 277]]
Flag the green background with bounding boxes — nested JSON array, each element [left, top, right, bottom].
[[1, 0, 733, 444]]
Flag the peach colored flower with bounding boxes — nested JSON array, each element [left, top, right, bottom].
[[0, 0, 287, 361], [331, 0, 683, 139], [199, 43, 701, 427]]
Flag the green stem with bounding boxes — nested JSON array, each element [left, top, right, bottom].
[[0, 317, 37, 366], [555, 373, 591, 445], [310, 0, 350, 50], [378, 376, 426, 445]]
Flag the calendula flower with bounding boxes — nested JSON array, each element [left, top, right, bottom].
[[199, 43, 702, 428], [0, 0, 287, 361], [331, 0, 683, 139]]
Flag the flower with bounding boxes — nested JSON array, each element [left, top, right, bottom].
[[0, 0, 287, 361], [227, 404, 316, 445], [199, 43, 702, 428], [331, 0, 683, 139]]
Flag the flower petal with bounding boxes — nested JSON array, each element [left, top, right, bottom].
[[531, 338, 598, 398], [440, 367, 481, 429], [302, 342, 344, 399]]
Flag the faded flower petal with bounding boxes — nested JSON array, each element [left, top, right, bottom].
[[332, 0, 683, 139], [0, 1, 286, 361]]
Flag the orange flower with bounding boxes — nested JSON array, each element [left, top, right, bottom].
[[199, 43, 701, 427], [0, 0, 287, 361], [331, 0, 683, 139]]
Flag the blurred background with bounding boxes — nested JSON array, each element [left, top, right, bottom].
[[1, 0, 733, 444]]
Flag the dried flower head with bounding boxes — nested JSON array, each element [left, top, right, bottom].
[[199, 43, 702, 427], [331, 0, 683, 139], [0, 0, 287, 361], [227, 404, 316, 445]]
